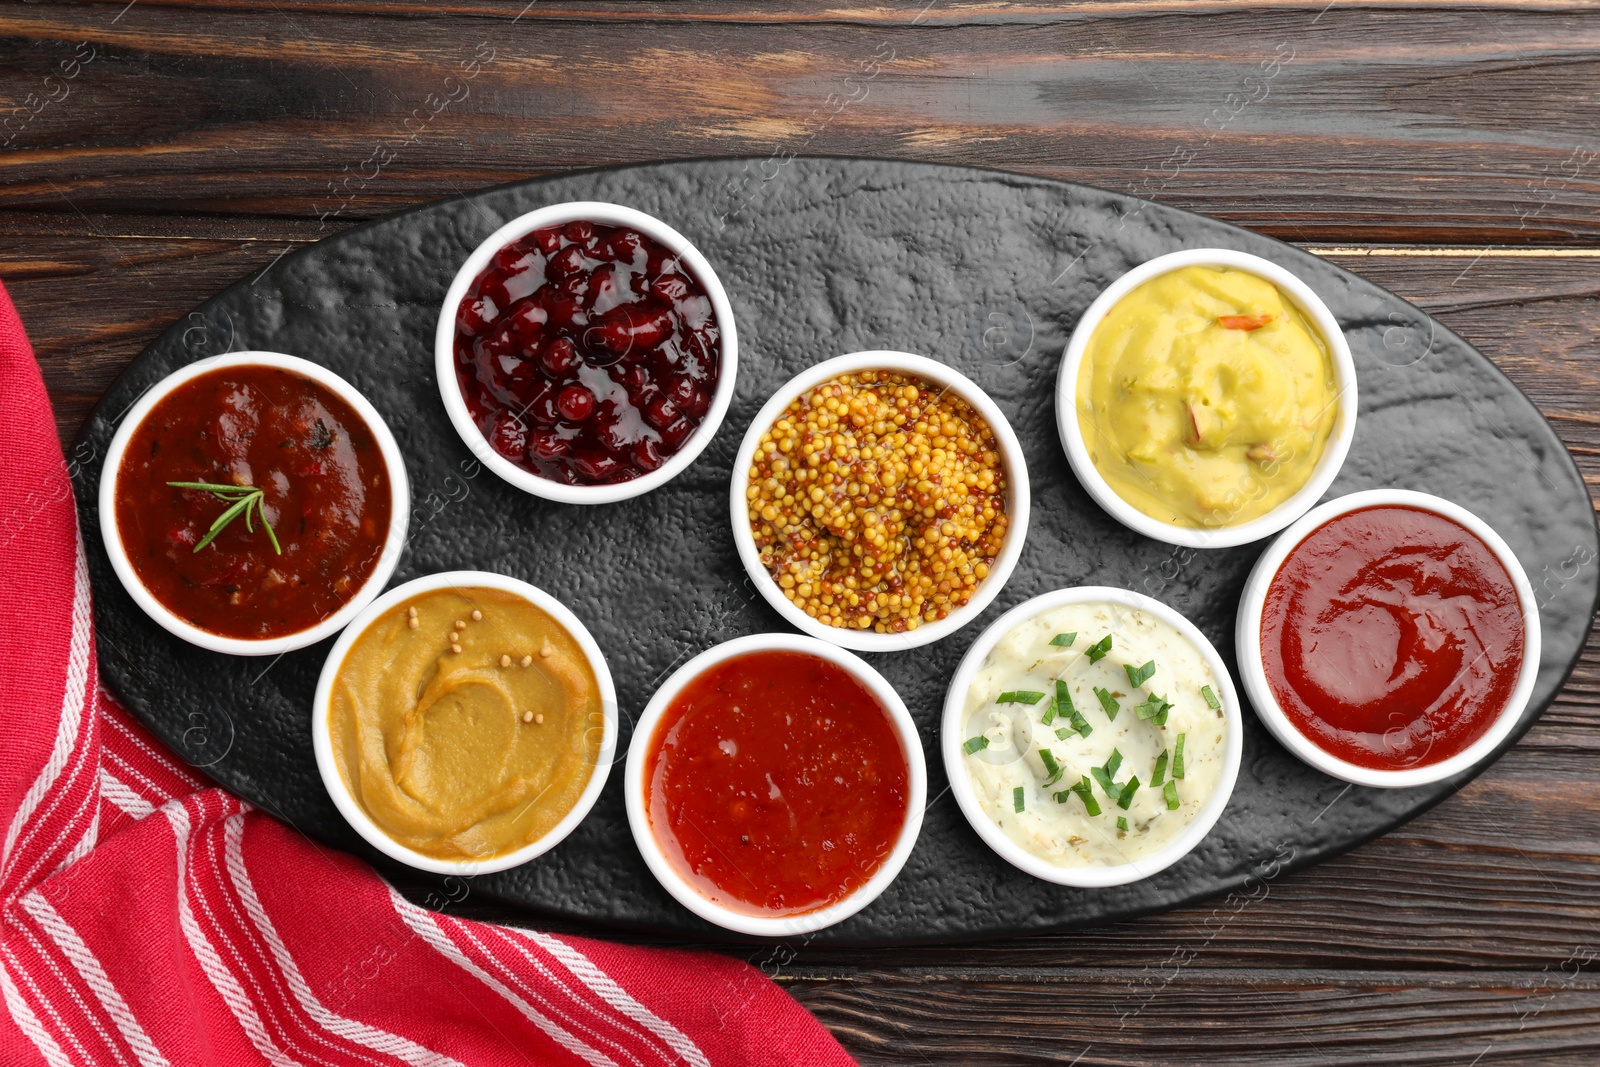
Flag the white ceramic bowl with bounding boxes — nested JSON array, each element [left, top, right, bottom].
[[729, 351, 1031, 652], [435, 201, 738, 505], [942, 585, 1243, 888], [1235, 489, 1541, 788], [98, 351, 410, 657], [625, 632, 926, 936], [312, 570, 618, 875], [1056, 247, 1358, 549]]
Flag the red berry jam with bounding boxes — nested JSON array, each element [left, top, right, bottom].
[[453, 221, 722, 486]]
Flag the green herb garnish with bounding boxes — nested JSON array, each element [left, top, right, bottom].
[[1041, 696, 1057, 726], [1173, 733, 1186, 779], [167, 481, 281, 555], [1094, 686, 1120, 721], [1049, 632, 1077, 647], [1116, 775, 1140, 810], [1151, 750, 1169, 789], [998, 690, 1046, 705], [1090, 765, 1118, 800], [1125, 659, 1157, 688], [1038, 748, 1064, 787], [1085, 634, 1113, 663], [1057, 680, 1092, 738], [1013, 786, 1025, 813], [963, 735, 990, 755], [1163, 779, 1180, 810], [1201, 684, 1221, 710], [1070, 776, 1100, 816], [1117, 816, 1129, 832], [1055, 727, 1073, 741], [1134, 693, 1172, 726], [1104, 748, 1123, 779]]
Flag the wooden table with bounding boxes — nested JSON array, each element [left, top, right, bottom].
[[6, 2, 1599, 1062]]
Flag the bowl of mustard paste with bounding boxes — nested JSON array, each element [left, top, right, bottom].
[[313, 570, 616, 874], [1057, 248, 1357, 549]]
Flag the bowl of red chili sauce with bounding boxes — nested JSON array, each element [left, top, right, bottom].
[[625, 633, 926, 936], [435, 201, 737, 505], [99, 352, 409, 657], [1237, 489, 1540, 787]]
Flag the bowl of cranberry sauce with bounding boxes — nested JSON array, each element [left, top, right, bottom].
[[435, 202, 737, 504], [1236, 489, 1541, 788], [98, 352, 409, 657]]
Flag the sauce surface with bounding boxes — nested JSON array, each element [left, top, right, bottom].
[[114, 364, 391, 639], [645, 650, 909, 916], [329, 587, 604, 860], [1261, 505, 1525, 769], [1077, 265, 1338, 528]]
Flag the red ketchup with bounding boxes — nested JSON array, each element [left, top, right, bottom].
[[1260, 505, 1525, 770], [644, 650, 909, 916]]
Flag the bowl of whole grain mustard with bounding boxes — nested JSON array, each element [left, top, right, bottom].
[[730, 351, 1031, 652]]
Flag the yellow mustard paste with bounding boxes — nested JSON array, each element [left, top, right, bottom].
[[1076, 265, 1338, 528], [328, 587, 604, 860]]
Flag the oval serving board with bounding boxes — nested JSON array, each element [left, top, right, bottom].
[[73, 159, 1599, 944]]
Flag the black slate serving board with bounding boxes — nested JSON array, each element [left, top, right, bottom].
[[72, 159, 1599, 944]]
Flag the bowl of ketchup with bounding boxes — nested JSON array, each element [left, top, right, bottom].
[[1237, 489, 1540, 788], [625, 632, 926, 936]]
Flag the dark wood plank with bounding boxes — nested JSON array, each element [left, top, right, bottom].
[[779, 968, 1600, 1066], [4, 2, 1600, 242]]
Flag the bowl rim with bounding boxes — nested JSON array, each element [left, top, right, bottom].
[[311, 569, 619, 875], [1055, 247, 1359, 549], [1234, 488, 1543, 788], [96, 351, 411, 657], [623, 631, 927, 936], [941, 585, 1244, 888], [728, 350, 1032, 652], [434, 200, 739, 505]]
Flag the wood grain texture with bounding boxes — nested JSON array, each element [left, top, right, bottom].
[[5, 0, 1600, 1061]]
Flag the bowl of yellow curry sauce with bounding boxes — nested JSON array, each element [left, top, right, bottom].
[[312, 570, 616, 874], [1057, 248, 1358, 549]]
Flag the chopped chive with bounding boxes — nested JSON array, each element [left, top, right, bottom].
[[1116, 775, 1140, 810], [1134, 693, 1172, 726], [1104, 748, 1123, 779], [1125, 659, 1157, 688], [1117, 816, 1129, 832], [1094, 686, 1120, 721], [1201, 684, 1222, 710], [1151, 750, 1169, 788], [1071, 776, 1101, 817], [1049, 632, 1077, 647], [1055, 727, 1073, 741], [1090, 765, 1118, 801], [1013, 786, 1025, 813], [998, 690, 1046, 705], [1057, 680, 1092, 738], [1085, 634, 1113, 663], [1053, 788, 1073, 804], [1163, 779, 1180, 810], [963, 735, 990, 755], [1173, 733, 1186, 779], [1038, 748, 1064, 787], [1041, 697, 1057, 726]]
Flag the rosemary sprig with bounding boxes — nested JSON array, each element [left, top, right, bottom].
[[167, 481, 282, 555]]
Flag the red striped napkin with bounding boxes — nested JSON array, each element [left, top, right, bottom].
[[0, 281, 855, 1067]]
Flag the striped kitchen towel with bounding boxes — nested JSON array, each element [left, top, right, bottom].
[[0, 280, 855, 1067]]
